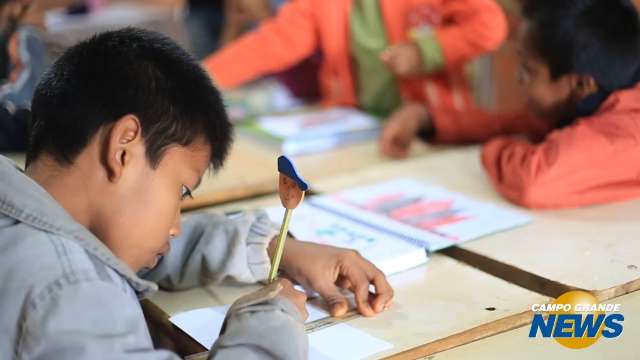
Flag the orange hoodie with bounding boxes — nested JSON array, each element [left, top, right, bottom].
[[203, 0, 508, 115], [431, 85, 640, 209]]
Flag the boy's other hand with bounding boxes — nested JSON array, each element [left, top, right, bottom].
[[380, 41, 423, 77], [271, 238, 394, 318], [277, 278, 309, 321], [380, 103, 431, 159]]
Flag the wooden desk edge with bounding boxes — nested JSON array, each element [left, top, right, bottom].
[[442, 246, 640, 301], [142, 246, 640, 360], [141, 299, 206, 356], [168, 310, 535, 360], [384, 310, 535, 360]]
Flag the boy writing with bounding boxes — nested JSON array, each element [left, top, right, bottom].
[[0, 28, 392, 359]]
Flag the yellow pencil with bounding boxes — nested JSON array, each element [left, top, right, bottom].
[[269, 155, 308, 282]]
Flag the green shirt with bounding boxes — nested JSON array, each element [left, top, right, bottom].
[[350, 0, 447, 117], [350, 0, 401, 117]]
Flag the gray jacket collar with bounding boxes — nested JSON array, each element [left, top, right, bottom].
[[0, 155, 157, 295]]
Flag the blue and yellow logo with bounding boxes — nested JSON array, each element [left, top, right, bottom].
[[528, 291, 624, 349]]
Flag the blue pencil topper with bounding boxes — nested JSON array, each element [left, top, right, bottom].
[[277, 155, 309, 191], [277, 156, 308, 209]]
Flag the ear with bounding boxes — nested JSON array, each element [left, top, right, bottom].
[[568, 74, 598, 102], [102, 115, 143, 182]]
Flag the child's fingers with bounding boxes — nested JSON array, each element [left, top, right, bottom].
[[379, 48, 393, 63], [379, 45, 399, 66], [314, 282, 349, 317], [383, 133, 411, 159], [386, 143, 409, 159], [349, 270, 376, 317], [380, 123, 409, 158], [277, 278, 309, 320], [380, 133, 401, 158], [379, 126, 394, 152], [367, 267, 394, 313]]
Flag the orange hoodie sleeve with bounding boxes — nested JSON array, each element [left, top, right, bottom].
[[429, 107, 550, 144], [481, 117, 640, 209], [426, 0, 509, 70], [202, 0, 317, 89]]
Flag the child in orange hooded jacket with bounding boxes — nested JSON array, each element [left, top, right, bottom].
[[382, 0, 640, 209], [203, 0, 508, 127]]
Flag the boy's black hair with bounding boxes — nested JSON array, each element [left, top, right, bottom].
[[27, 27, 231, 170], [522, 0, 640, 91]]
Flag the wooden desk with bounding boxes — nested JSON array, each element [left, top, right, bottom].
[[151, 183, 550, 359], [146, 144, 640, 358], [434, 290, 639, 360], [148, 253, 549, 359], [310, 146, 640, 301], [181, 133, 429, 210]]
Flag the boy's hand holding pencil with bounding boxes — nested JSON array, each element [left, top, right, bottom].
[[267, 156, 394, 318]]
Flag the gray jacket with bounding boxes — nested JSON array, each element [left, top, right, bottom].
[[0, 155, 307, 359]]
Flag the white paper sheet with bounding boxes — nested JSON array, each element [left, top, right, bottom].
[[308, 323, 393, 360], [170, 304, 393, 360], [169, 306, 229, 351], [171, 304, 324, 350]]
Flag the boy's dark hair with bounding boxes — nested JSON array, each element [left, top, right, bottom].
[[522, 0, 640, 91], [27, 27, 231, 170]]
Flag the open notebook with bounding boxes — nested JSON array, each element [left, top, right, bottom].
[[241, 107, 381, 156], [265, 202, 429, 276], [266, 178, 531, 275]]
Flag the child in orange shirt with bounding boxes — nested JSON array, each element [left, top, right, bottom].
[[203, 0, 508, 127], [382, 0, 640, 209]]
